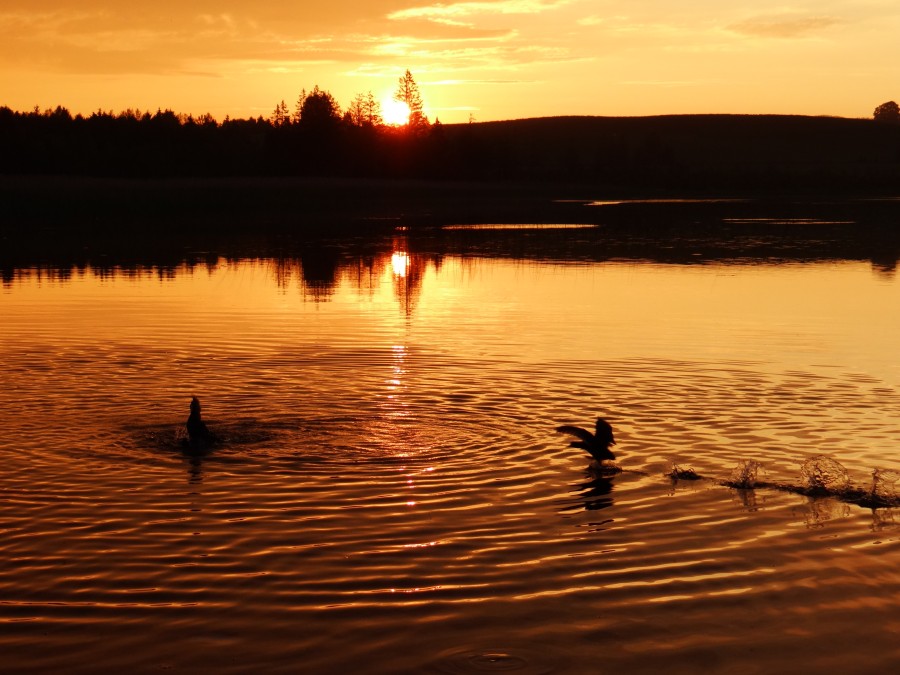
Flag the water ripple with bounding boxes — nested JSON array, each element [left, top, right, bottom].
[[3, 257, 900, 673]]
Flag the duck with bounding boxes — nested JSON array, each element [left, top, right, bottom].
[[556, 417, 616, 462], [185, 396, 216, 449]]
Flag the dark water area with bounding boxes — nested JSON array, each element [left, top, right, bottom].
[[2, 199, 900, 673], [4, 186, 900, 282]]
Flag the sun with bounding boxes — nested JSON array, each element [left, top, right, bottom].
[[382, 98, 410, 126]]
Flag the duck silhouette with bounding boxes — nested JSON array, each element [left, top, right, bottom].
[[556, 417, 616, 462], [185, 396, 216, 450]]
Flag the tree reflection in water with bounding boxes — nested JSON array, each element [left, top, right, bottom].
[[4, 200, 900, 294]]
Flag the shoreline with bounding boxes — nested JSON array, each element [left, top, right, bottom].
[[3, 176, 899, 283], [3, 174, 900, 234], [0, 175, 595, 232]]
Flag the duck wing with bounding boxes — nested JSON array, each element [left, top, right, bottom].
[[555, 425, 594, 443]]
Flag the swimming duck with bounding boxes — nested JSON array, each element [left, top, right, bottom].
[[556, 417, 616, 462], [186, 396, 215, 449]]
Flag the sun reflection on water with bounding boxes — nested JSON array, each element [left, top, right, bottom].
[[385, 343, 407, 412], [391, 251, 410, 277]]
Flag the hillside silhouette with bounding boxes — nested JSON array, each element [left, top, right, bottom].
[[460, 115, 900, 190]]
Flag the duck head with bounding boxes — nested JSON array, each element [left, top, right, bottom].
[[595, 417, 615, 448]]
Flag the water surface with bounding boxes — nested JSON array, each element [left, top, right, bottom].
[[2, 222, 900, 673]]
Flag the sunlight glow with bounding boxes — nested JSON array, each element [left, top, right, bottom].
[[382, 99, 411, 126], [4, 2, 899, 122]]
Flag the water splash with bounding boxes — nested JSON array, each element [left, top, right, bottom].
[[800, 455, 850, 493], [430, 647, 562, 674], [726, 460, 762, 489], [667, 464, 702, 481], [765, 457, 900, 509], [134, 421, 276, 452], [588, 460, 622, 478], [870, 468, 900, 503]]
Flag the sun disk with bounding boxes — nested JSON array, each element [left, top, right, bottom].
[[382, 98, 411, 126]]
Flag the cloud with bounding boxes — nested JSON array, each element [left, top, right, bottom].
[[388, 0, 572, 26], [2, 4, 542, 75], [0, 9, 357, 75], [334, 26, 586, 74], [429, 78, 532, 84], [366, 38, 570, 71], [621, 79, 715, 88], [577, 16, 604, 27], [727, 15, 843, 39]]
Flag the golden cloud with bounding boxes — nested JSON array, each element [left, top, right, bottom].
[[728, 15, 843, 39], [389, 0, 572, 25]]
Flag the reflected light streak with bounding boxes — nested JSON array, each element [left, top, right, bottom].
[[391, 251, 411, 277], [389, 585, 443, 594], [403, 464, 436, 510], [388, 343, 406, 395]]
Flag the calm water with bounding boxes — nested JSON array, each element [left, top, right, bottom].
[[2, 219, 900, 673]]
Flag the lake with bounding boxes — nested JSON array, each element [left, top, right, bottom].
[[2, 203, 900, 673]]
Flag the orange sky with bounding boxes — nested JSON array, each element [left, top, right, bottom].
[[2, 1, 898, 123]]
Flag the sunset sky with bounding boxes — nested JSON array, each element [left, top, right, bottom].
[[2, 1, 898, 124]]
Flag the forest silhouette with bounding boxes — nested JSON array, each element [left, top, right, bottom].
[[3, 94, 900, 191]]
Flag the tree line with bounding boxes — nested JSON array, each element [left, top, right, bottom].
[[0, 71, 458, 178], [2, 78, 900, 191], [271, 71, 430, 132]]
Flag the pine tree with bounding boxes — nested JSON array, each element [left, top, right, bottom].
[[347, 91, 384, 128], [271, 100, 289, 127], [394, 70, 428, 131], [364, 92, 383, 127], [347, 94, 366, 127]]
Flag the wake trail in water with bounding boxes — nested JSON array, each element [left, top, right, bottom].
[[670, 456, 900, 509]]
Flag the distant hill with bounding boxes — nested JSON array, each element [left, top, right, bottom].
[[438, 114, 900, 191]]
